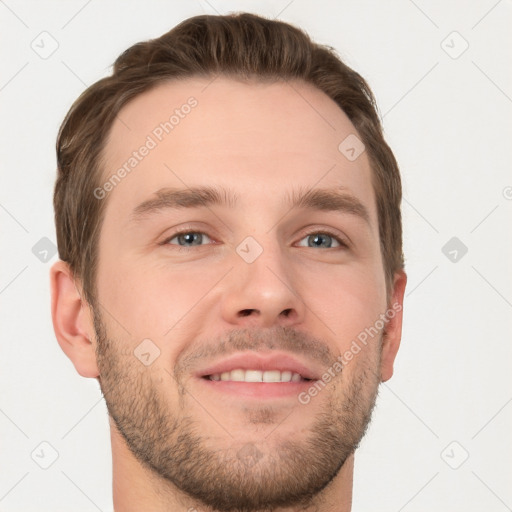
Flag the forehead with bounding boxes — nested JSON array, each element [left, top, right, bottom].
[[100, 76, 376, 223]]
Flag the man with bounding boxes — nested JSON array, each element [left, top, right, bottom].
[[50, 12, 406, 512]]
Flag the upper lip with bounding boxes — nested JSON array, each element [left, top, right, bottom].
[[195, 351, 321, 380]]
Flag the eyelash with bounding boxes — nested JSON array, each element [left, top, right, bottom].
[[161, 228, 349, 251], [301, 228, 349, 248]]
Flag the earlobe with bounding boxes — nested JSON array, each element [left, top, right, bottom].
[[50, 260, 99, 378], [380, 270, 407, 382]]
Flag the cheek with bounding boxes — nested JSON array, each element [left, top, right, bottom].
[[301, 262, 387, 344], [97, 253, 225, 343]]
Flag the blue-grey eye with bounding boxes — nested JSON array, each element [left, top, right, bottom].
[[297, 233, 341, 249], [168, 232, 212, 247]]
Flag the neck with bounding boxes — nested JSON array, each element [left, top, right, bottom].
[[110, 421, 354, 512]]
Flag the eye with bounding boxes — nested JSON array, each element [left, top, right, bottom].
[[297, 231, 346, 249], [164, 231, 213, 247], [161, 229, 347, 250]]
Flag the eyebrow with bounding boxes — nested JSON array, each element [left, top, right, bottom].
[[130, 185, 370, 225]]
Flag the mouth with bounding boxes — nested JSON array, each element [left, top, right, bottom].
[[195, 352, 319, 399], [204, 369, 312, 383]]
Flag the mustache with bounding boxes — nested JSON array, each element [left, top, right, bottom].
[[175, 325, 336, 377]]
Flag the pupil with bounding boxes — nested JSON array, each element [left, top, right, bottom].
[[310, 234, 330, 248], [182, 233, 200, 245]]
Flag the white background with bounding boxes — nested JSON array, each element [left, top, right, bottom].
[[1, 1, 511, 511]]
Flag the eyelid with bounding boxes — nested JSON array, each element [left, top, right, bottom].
[[297, 227, 350, 248], [160, 227, 215, 246], [160, 225, 350, 250]]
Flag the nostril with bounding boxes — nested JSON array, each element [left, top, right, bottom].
[[239, 309, 255, 317]]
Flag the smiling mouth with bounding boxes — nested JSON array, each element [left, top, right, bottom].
[[203, 369, 313, 383]]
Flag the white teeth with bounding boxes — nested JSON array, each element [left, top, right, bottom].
[[262, 370, 281, 382], [209, 369, 305, 383], [281, 371, 292, 382], [230, 369, 245, 381], [245, 370, 263, 382]]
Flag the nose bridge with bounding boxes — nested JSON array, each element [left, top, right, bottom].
[[221, 232, 304, 327]]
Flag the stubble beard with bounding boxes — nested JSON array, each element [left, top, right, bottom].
[[93, 306, 381, 512]]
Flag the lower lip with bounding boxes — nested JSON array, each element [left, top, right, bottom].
[[197, 377, 316, 399]]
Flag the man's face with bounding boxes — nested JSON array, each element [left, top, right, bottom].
[[93, 77, 394, 510]]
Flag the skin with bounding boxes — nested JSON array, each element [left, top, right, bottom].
[[50, 77, 407, 512]]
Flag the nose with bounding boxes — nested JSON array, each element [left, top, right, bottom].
[[220, 241, 306, 328]]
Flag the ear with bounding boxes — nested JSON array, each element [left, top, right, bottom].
[[380, 270, 407, 382], [50, 260, 99, 378]]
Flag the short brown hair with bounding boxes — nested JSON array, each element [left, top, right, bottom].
[[54, 12, 404, 306]]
